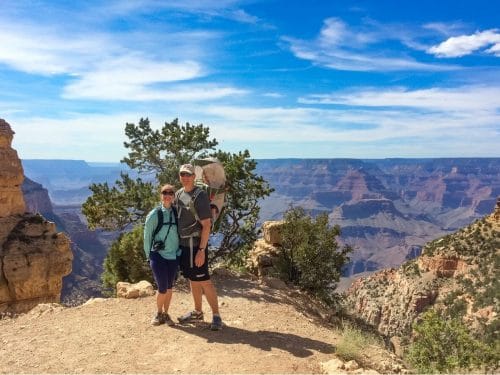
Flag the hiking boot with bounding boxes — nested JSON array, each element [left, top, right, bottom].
[[178, 310, 203, 323], [151, 312, 166, 326], [210, 315, 223, 331], [163, 313, 175, 326]]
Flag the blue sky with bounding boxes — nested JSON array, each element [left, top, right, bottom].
[[1, 0, 499, 162]]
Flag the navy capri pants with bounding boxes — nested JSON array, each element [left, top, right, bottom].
[[149, 251, 178, 293]]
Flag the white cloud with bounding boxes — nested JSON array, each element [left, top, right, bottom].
[[299, 86, 500, 112], [428, 29, 500, 57], [285, 18, 454, 72], [64, 82, 247, 102], [62, 55, 206, 100], [486, 43, 500, 56]]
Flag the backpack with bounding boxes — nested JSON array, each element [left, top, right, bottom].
[[175, 186, 204, 239], [150, 205, 178, 250], [193, 158, 227, 231]]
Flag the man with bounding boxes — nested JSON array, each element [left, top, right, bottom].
[[175, 163, 223, 330]]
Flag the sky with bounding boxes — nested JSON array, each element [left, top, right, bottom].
[[1, 0, 499, 162]]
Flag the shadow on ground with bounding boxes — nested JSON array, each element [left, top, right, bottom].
[[172, 322, 335, 358]]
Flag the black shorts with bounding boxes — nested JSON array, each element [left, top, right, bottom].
[[179, 244, 210, 282]]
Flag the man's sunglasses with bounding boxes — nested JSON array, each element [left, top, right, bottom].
[[179, 172, 193, 177], [161, 190, 175, 196]]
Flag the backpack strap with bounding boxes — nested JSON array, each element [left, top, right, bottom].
[[189, 187, 202, 222], [151, 206, 178, 250], [176, 187, 202, 223]]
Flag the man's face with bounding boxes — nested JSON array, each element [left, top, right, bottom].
[[179, 171, 194, 186]]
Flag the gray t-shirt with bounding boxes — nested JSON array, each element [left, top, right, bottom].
[[175, 187, 211, 247]]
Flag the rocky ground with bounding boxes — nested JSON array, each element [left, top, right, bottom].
[[0, 271, 403, 374]]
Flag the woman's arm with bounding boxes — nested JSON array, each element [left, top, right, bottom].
[[143, 209, 157, 260]]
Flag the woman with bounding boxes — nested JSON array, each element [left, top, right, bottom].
[[143, 184, 180, 326]]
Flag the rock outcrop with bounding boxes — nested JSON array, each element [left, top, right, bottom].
[[22, 177, 54, 215], [0, 119, 73, 313], [0, 119, 25, 217], [247, 220, 283, 277]]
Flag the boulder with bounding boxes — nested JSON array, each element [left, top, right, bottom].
[[262, 220, 283, 245], [116, 280, 155, 299], [259, 276, 287, 290], [344, 360, 360, 371], [320, 358, 345, 374], [0, 215, 73, 313], [246, 239, 281, 277]]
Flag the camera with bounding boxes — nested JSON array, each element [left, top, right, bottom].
[[152, 240, 165, 251]]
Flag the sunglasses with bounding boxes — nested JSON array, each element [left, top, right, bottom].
[[179, 172, 193, 177], [161, 190, 175, 196]]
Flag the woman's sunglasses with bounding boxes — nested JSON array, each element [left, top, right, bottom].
[[161, 190, 175, 196]]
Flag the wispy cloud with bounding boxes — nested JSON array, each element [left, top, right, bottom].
[[98, 0, 261, 24], [423, 22, 469, 37], [0, 18, 245, 102], [262, 92, 284, 98], [428, 29, 500, 57], [9, 91, 500, 161], [200, 88, 499, 144], [299, 85, 500, 112], [0, 23, 107, 75], [284, 18, 455, 72]]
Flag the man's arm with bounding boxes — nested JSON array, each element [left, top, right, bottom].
[[195, 217, 211, 266]]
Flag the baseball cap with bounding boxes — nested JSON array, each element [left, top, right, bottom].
[[179, 164, 195, 175]]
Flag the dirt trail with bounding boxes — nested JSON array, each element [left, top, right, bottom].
[[0, 273, 393, 374]]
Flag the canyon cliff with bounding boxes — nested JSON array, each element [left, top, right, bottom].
[[343, 199, 499, 343], [256, 158, 499, 275], [0, 119, 73, 313], [21, 177, 105, 304]]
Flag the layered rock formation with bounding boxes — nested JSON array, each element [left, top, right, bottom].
[[0, 119, 25, 217], [0, 119, 73, 313], [343, 199, 499, 340], [256, 158, 500, 276]]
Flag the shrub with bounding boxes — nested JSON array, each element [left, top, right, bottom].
[[275, 206, 351, 306], [336, 322, 382, 366], [101, 225, 153, 294], [406, 309, 496, 373]]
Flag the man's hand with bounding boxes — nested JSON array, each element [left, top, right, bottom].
[[195, 249, 205, 267]]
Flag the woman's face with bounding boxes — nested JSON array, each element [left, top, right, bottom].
[[160, 185, 175, 205]]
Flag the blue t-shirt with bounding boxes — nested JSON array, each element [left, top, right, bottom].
[[143, 205, 180, 260]]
